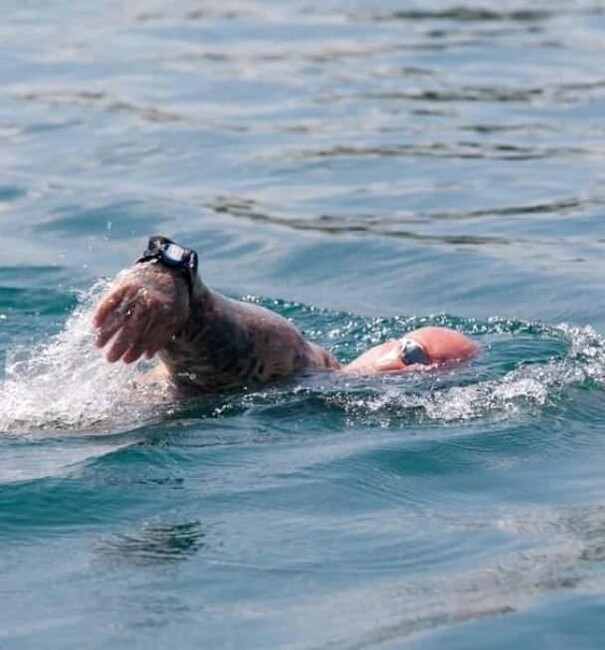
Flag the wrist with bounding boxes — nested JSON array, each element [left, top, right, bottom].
[[136, 235, 199, 297]]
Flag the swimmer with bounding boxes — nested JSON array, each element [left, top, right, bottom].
[[93, 236, 477, 393]]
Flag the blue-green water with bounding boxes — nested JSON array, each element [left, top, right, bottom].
[[2, 1, 605, 647]]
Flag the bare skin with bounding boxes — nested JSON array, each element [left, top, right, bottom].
[[342, 327, 478, 373], [93, 256, 476, 393], [94, 261, 338, 393]]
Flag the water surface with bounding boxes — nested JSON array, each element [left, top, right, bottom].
[[2, 1, 605, 648]]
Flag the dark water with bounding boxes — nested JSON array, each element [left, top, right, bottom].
[[2, 1, 605, 647]]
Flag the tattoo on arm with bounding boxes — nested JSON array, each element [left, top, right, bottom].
[[159, 289, 339, 392]]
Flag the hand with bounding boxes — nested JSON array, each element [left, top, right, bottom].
[[93, 262, 190, 364]]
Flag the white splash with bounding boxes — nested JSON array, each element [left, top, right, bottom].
[[0, 281, 159, 434], [425, 324, 605, 422]]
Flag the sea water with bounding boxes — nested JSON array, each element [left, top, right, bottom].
[[2, 2, 605, 648]]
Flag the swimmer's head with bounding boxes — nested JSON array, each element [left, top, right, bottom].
[[343, 338, 429, 373], [399, 338, 429, 365]]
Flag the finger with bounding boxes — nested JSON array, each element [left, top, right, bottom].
[[122, 342, 147, 364], [145, 347, 156, 359], [139, 309, 174, 350], [93, 285, 129, 329], [106, 335, 130, 363], [96, 312, 127, 349], [105, 303, 146, 363], [121, 310, 162, 359], [95, 293, 138, 349]]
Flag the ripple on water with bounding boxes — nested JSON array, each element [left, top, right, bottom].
[[94, 519, 207, 566]]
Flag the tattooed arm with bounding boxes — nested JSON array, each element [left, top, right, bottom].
[[93, 260, 339, 393]]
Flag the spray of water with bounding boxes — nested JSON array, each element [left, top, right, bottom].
[[0, 281, 164, 434]]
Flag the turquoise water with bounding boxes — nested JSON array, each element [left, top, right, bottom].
[[2, 1, 605, 647]]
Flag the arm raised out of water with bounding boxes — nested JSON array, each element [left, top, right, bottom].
[[94, 237, 478, 393], [93, 238, 340, 393]]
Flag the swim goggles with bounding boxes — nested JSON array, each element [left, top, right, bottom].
[[399, 338, 429, 366], [136, 235, 199, 295]]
